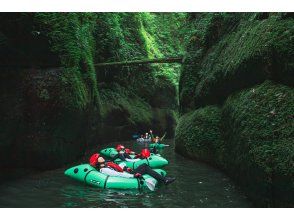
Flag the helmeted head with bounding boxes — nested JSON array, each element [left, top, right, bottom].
[[116, 144, 125, 152], [89, 153, 105, 167], [140, 148, 151, 159], [125, 148, 132, 154], [89, 153, 100, 166]]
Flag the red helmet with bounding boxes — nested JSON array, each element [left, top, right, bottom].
[[141, 149, 150, 159], [89, 153, 100, 166], [116, 144, 125, 152]]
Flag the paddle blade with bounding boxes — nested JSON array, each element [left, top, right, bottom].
[[145, 178, 156, 191]]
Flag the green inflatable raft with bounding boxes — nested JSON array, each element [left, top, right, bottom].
[[64, 164, 167, 190], [100, 148, 168, 169], [149, 143, 169, 149]]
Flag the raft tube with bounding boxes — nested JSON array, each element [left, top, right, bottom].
[[100, 148, 168, 169], [149, 143, 169, 149], [64, 164, 166, 190]]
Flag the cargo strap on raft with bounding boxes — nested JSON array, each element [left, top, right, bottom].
[[84, 170, 95, 183], [136, 178, 141, 190], [104, 175, 110, 189]]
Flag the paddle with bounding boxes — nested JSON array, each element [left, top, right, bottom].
[[160, 132, 167, 141], [121, 162, 156, 191], [142, 177, 156, 191]]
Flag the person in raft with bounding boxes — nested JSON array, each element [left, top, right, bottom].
[[149, 129, 154, 139], [111, 144, 136, 161], [149, 146, 159, 154], [113, 145, 156, 161], [134, 148, 156, 159], [144, 132, 149, 139], [89, 152, 176, 185], [137, 135, 145, 141], [154, 136, 161, 144]]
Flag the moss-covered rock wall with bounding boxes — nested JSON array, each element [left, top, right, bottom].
[[0, 13, 101, 171], [175, 13, 294, 207], [175, 105, 224, 164], [0, 12, 184, 173], [221, 81, 293, 207], [94, 13, 185, 140]]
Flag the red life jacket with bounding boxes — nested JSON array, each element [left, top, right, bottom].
[[141, 149, 151, 158], [134, 149, 151, 159], [106, 162, 124, 172]]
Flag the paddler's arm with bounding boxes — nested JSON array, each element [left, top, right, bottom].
[[160, 132, 167, 141], [149, 129, 154, 139]]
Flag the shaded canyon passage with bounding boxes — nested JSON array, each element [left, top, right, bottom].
[[0, 139, 251, 207]]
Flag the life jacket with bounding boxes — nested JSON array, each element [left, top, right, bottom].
[[135, 148, 150, 159], [141, 148, 151, 158], [106, 162, 124, 172], [89, 153, 100, 167]]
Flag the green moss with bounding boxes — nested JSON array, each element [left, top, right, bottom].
[[0, 12, 185, 171], [100, 83, 153, 126], [95, 12, 186, 87], [34, 13, 101, 110], [177, 13, 294, 207], [180, 13, 294, 112], [99, 78, 178, 141], [0, 13, 104, 170], [93, 13, 184, 137], [221, 80, 294, 206], [179, 13, 242, 113], [176, 80, 294, 206], [139, 15, 162, 59], [154, 76, 178, 108], [191, 15, 293, 109], [97, 82, 153, 142], [175, 105, 224, 165]]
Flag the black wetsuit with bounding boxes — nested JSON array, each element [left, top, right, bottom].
[[133, 164, 165, 182], [112, 151, 168, 183], [150, 147, 158, 154]]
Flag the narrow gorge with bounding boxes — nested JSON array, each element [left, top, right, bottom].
[[0, 12, 293, 207]]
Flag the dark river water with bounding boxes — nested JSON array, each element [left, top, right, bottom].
[[0, 139, 251, 207]]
